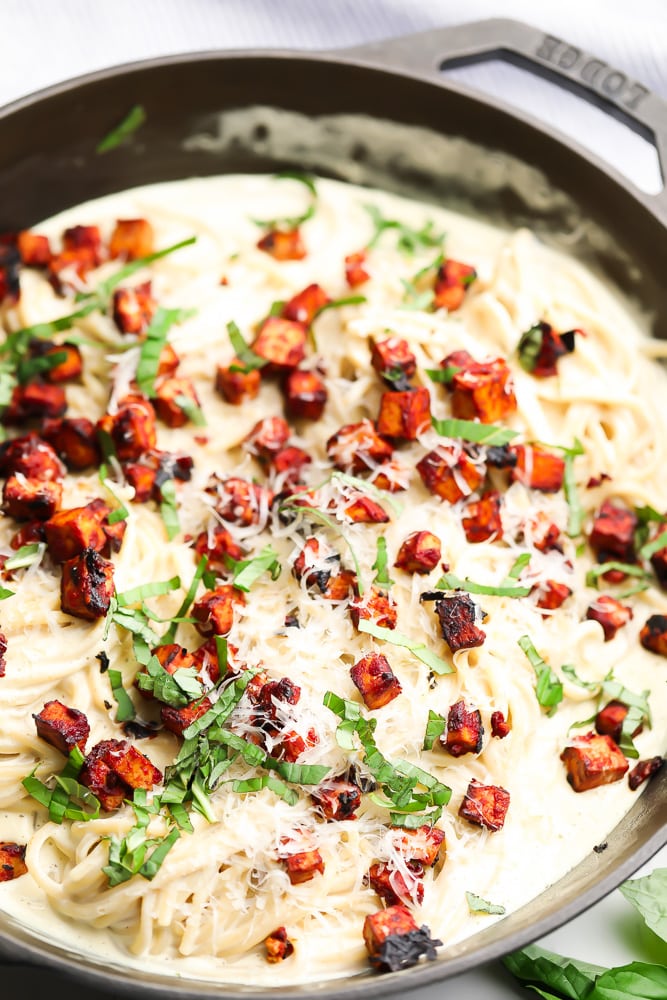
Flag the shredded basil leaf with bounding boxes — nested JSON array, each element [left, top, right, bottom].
[[227, 320, 268, 374], [108, 668, 136, 722], [431, 416, 518, 446], [516, 324, 545, 373], [16, 349, 68, 385], [364, 204, 445, 255], [585, 562, 646, 587], [160, 556, 209, 646], [422, 710, 447, 751], [357, 618, 454, 675], [227, 544, 281, 592], [372, 537, 394, 588], [435, 571, 531, 599], [425, 365, 460, 385], [173, 393, 206, 427], [96, 104, 146, 153], [99, 465, 129, 524], [116, 576, 181, 607], [0, 584, 15, 600], [640, 528, 667, 560], [136, 307, 194, 397], [252, 172, 318, 230], [517, 636, 563, 715], [465, 891, 506, 915], [159, 478, 180, 541], [4, 542, 46, 570]]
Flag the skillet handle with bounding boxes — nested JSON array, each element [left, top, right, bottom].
[[342, 17, 667, 213]]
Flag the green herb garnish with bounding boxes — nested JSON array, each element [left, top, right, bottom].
[[517, 635, 564, 715], [226, 544, 281, 592], [364, 204, 445, 255], [227, 320, 268, 374], [159, 479, 180, 541], [435, 571, 531, 599], [96, 104, 146, 153], [135, 307, 194, 397], [465, 891, 506, 915], [422, 710, 447, 751], [371, 537, 394, 588], [108, 668, 137, 722], [431, 416, 518, 446], [4, 542, 46, 571], [252, 172, 318, 230], [357, 618, 453, 675]]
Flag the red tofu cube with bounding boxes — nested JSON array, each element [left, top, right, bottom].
[[33, 699, 90, 754], [96, 395, 156, 462], [368, 861, 425, 906], [595, 700, 642, 744], [244, 416, 290, 459], [326, 419, 393, 473], [60, 548, 115, 620], [344, 250, 370, 287], [38, 342, 83, 383], [282, 283, 329, 324], [41, 417, 100, 470], [271, 445, 312, 483], [433, 259, 477, 311], [527, 512, 562, 553], [193, 524, 243, 574], [124, 461, 156, 502], [311, 781, 362, 821], [395, 531, 441, 574], [283, 369, 327, 420], [639, 614, 667, 656], [112, 281, 157, 335], [62, 224, 102, 261], [650, 543, 667, 588], [442, 700, 484, 757], [265, 927, 295, 964], [257, 228, 306, 261], [161, 697, 213, 735], [282, 850, 324, 884], [586, 595, 633, 640], [417, 445, 485, 503], [561, 733, 629, 791], [3, 384, 67, 424], [628, 756, 664, 791], [392, 825, 446, 866], [215, 360, 261, 405], [44, 503, 107, 562], [434, 594, 486, 651], [2, 475, 62, 521], [491, 710, 511, 739], [451, 357, 516, 423], [370, 336, 416, 383], [349, 586, 397, 631], [363, 905, 420, 968], [252, 316, 307, 370], [350, 652, 402, 710], [153, 376, 201, 428], [519, 321, 573, 378], [510, 444, 565, 492], [109, 219, 155, 260], [534, 579, 572, 611], [342, 493, 390, 524], [16, 231, 51, 267], [589, 500, 637, 560], [0, 433, 65, 481], [371, 459, 411, 493], [79, 740, 129, 812], [323, 569, 358, 602], [461, 491, 503, 543], [292, 536, 339, 591], [459, 779, 510, 830], [192, 585, 245, 636], [110, 743, 163, 790], [213, 477, 273, 526], [0, 843, 28, 882], [377, 386, 431, 440]]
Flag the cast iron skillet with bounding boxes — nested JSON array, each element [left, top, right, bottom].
[[0, 17, 666, 1000]]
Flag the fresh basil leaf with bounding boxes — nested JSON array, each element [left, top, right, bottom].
[[357, 618, 454, 675], [181, 670, 256, 739], [94, 237, 197, 303], [561, 664, 601, 692], [227, 319, 268, 374], [431, 416, 518, 446], [135, 307, 194, 397], [16, 349, 68, 385], [99, 466, 129, 524], [0, 584, 15, 600], [589, 962, 667, 1000], [96, 104, 146, 153], [518, 636, 563, 715], [503, 944, 605, 999], [108, 668, 136, 722], [232, 774, 299, 806], [173, 393, 206, 427], [619, 869, 667, 944], [601, 681, 652, 727], [4, 542, 46, 570], [159, 478, 180, 541], [364, 204, 445, 255], [465, 891, 506, 915], [270, 761, 330, 785], [517, 324, 546, 374], [422, 710, 447, 750], [252, 172, 318, 230], [372, 537, 394, 588], [586, 562, 646, 588], [436, 571, 531, 598], [426, 365, 460, 385], [117, 576, 181, 607], [139, 827, 180, 880], [160, 555, 208, 646], [227, 544, 281, 592], [640, 529, 667, 560]]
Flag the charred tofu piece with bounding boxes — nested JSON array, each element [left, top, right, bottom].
[[510, 444, 565, 492], [534, 580, 572, 611], [311, 781, 362, 821], [0, 843, 28, 882], [193, 525, 244, 574], [639, 614, 667, 656], [450, 357, 516, 423], [282, 850, 324, 885], [561, 733, 629, 792], [377, 386, 431, 441], [433, 593, 486, 651], [459, 779, 510, 830], [274, 727, 319, 764], [363, 905, 433, 970], [282, 283, 329, 324], [395, 531, 441, 574], [191, 637, 238, 685], [589, 500, 637, 560], [244, 416, 290, 460], [342, 493, 390, 524], [491, 710, 511, 739], [368, 861, 425, 906], [156, 343, 180, 378], [283, 369, 328, 420], [41, 417, 100, 469], [33, 699, 90, 754], [4, 384, 67, 424], [371, 459, 411, 493], [44, 503, 108, 562], [60, 548, 115, 620], [595, 700, 642, 744], [443, 701, 484, 757], [110, 743, 163, 790], [416, 445, 485, 503], [461, 491, 503, 543], [326, 419, 393, 473], [253, 676, 301, 716], [40, 343, 83, 384], [153, 376, 201, 428], [370, 336, 417, 384], [344, 250, 370, 287], [109, 219, 155, 260], [292, 536, 339, 591], [527, 512, 562, 553], [62, 224, 102, 262], [80, 739, 161, 811], [433, 259, 477, 311], [192, 585, 245, 636], [323, 569, 358, 602], [0, 244, 21, 303], [350, 586, 397, 631], [586, 595, 633, 640], [161, 697, 213, 735], [265, 926, 295, 964], [96, 395, 156, 462], [112, 281, 157, 335], [350, 652, 402, 710], [124, 462, 157, 503], [271, 445, 312, 483], [11, 521, 46, 550], [0, 433, 65, 481], [215, 359, 261, 405], [2, 475, 62, 521], [518, 321, 574, 378], [257, 228, 306, 260], [102, 517, 126, 556], [628, 756, 664, 791], [650, 543, 667, 588], [213, 477, 273, 526], [17, 230, 51, 267], [252, 316, 307, 371], [48, 248, 96, 291]]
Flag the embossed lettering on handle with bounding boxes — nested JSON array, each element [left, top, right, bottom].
[[535, 34, 649, 112]]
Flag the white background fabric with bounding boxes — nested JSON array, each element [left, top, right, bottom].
[[1, 1, 666, 997]]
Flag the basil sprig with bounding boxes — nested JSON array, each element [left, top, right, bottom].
[[431, 416, 518, 446], [517, 636, 564, 715], [364, 204, 445, 255], [357, 618, 453, 675], [22, 747, 101, 824]]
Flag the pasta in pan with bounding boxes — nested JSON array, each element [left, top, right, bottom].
[[0, 175, 665, 985]]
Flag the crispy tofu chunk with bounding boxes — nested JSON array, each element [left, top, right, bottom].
[[193, 524, 244, 574], [433, 259, 477, 311], [80, 739, 161, 811], [589, 500, 637, 560], [416, 445, 485, 503], [527, 511, 562, 553], [628, 756, 664, 791], [450, 357, 516, 423], [377, 386, 431, 440], [561, 733, 629, 791], [17, 230, 51, 266], [433, 593, 486, 651], [62, 224, 102, 261], [311, 781, 361, 821], [370, 336, 417, 383], [282, 850, 324, 885], [112, 281, 157, 335], [124, 462, 156, 502], [342, 493, 390, 524], [265, 927, 294, 964], [161, 697, 213, 735], [2, 475, 62, 521], [349, 586, 397, 631], [0, 433, 65, 481], [491, 710, 511, 739], [595, 700, 642, 744], [60, 548, 115, 620], [650, 543, 667, 588], [395, 531, 441, 574], [323, 569, 358, 602], [586, 595, 633, 640], [368, 861, 425, 906], [327, 419, 393, 473], [192, 585, 245, 636], [274, 727, 319, 763], [33, 699, 90, 754], [371, 459, 411, 493], [244, 416, 291, 459], [111, 743, 163, 790], [282, 283, 329, 323], [283, 369, 328, 420], [42, 417, 100, 469], [271, 445, 312, 483], [519, 321, 574, 377], [153, 376, 201, 428], [363, 905, 421, 969], [639, 614, 667, 656], [510, 444, 565, 492], [461, 491, 503, 543], [459, 779, 510, 830], [257, 228, 306, 261], [109, 219, 155, 260], [44, 503, 108, 562], [253, 317, 307, 370], [97, 395, 156, 462], [136, 644, 196, 700], [534, 579, 572, 611], [25, 342, 83, 384], [253, 676, 301, 716], [215, 359, 261, 405], [344, 250, 370, 287], [0, 843, 28, 882], [350, 652, 402, 710], [292, 536, 339, 591], [443, 700, 484, 757], [4, 384, 67, 424], [213, 476, 273, 526]]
